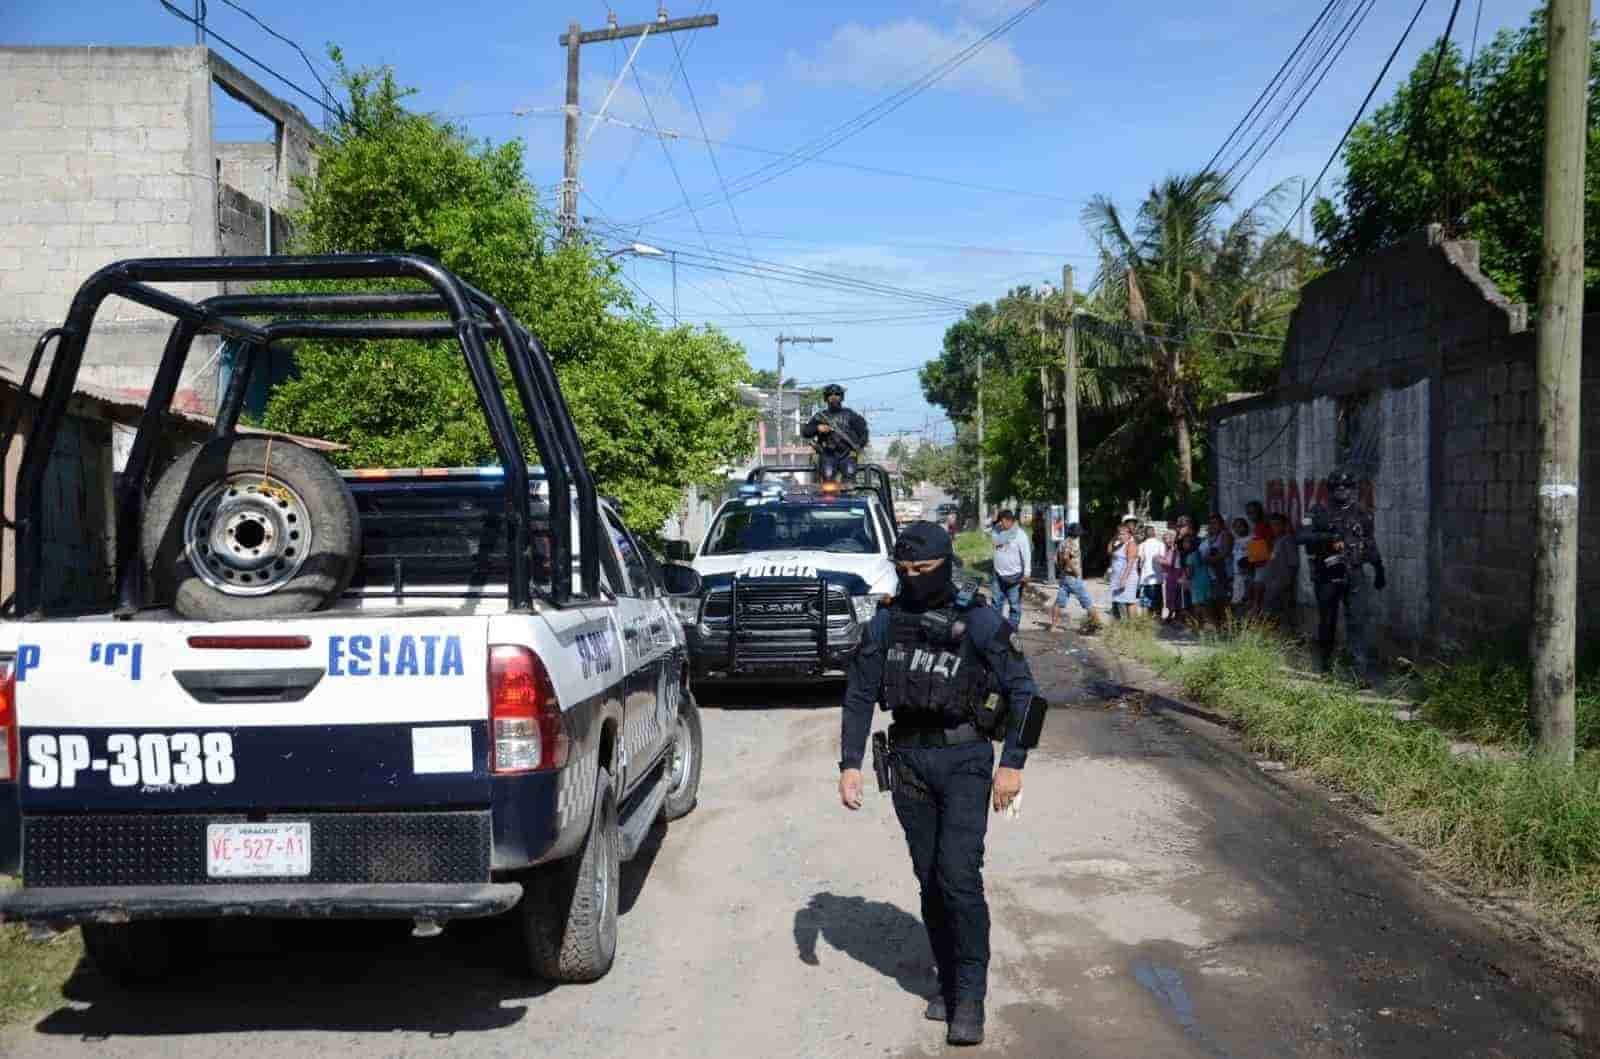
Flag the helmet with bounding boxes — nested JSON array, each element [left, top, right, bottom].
[[822, 384, 845, 399], [1327, 467, 1357, 505], [1327, 468, 1357, 489]]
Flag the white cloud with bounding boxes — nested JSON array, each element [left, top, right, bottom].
[[945, 0, 1023, 17], [788, 17, 1028, 104]]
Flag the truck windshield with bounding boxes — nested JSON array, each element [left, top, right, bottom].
[[704, 501, 878, 555]]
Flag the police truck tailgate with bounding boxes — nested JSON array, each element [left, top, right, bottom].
[[15, 617, 492, 814]]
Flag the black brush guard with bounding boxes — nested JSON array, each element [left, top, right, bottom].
[[3, 255, 604, 617], [722, 573, 837, 676]]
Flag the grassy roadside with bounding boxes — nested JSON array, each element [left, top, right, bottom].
[[0, 878, 81, 1028], [954, 530, 994, 577], [1102, 618, 1600, 948]]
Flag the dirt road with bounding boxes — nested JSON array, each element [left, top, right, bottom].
[[4, 626, 1595, 1057]]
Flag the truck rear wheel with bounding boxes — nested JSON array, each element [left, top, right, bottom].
[[661, 693, 703, 821], [81, 921, 201, 986], [520, 766, 620, 982], [142, 436, 360, 621]]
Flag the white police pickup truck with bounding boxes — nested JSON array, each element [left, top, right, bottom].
[[0, 255, 704, 986], [671, 469, 899, 683]]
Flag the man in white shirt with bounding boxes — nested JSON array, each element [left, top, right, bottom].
[[1136, 525, 1166, 614], [988, 510, 1030, 631]]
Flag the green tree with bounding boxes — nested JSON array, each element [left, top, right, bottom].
[[1082, 170, 1299, 502], [262, 54, 755, 531], [1313, 13, 1600, 309]]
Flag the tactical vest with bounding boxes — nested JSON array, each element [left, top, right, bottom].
[[880, 601, 995, 729]]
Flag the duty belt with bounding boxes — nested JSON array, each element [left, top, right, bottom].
[[888, 721, 984, 748]]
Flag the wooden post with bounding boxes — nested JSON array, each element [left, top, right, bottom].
[[1530, 0, 1589, 764]]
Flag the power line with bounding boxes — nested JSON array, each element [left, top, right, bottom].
[[1219, 0, 1460, 466], [793, 366, 926, 386], [628, 0, 1051, 227], [595, 222, 1097, 261], [1218, 0, 1358, 183], [590, 226, 975, 309], [1225, 0, 1379, 198], [671, 34, 793, 335], [1204, 0, 1344, 173], [213, 0, 333, 100], [157, 1, 346, 125], [606, 0, 710, 200], [625, 49, 765, 334]]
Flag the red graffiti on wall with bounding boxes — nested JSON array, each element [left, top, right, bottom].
[[1260, 477, 1374, 531]]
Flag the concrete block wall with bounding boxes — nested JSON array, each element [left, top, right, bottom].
[[1280, 227, 1528, 392], [0, 45, 318, 413], [0, 47, 215, 329], [1213, 226, 1600, 655], [1375, 380, 1431, 639]]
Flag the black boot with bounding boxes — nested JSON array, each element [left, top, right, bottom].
[[924, 996, 949, 1022], [947, 999, 985, 1046]]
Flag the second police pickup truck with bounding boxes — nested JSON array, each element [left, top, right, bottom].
[[672, 467, 901, 684], [0, 254, 704, 986]]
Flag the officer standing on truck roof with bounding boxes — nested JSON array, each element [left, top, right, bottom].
[[800, 384, 870, 483], [837, 521, 1042, 1047]]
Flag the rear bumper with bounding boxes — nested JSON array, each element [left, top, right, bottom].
[[0, 882, 522, 925]]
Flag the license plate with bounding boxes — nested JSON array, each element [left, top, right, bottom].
[[206, 822, 311, 878]]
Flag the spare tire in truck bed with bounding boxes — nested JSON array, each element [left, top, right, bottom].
[[142, 436, 361, 620]]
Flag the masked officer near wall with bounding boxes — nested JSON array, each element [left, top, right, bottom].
[[1300, 467, 1386, 684], [837, 521, 1043, 1046], [800, 383, 869, 482]]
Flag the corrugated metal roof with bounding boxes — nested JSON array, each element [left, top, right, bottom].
[[0, 365, 346, 452]]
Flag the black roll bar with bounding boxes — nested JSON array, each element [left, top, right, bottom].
[[200, 284, 603, 602], [17, 254, 590, 617]]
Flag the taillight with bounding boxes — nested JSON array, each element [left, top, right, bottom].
[[0, 656, 16, 783], [489, 646, 568, 773]]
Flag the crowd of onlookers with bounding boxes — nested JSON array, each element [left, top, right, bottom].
[[1047, 502, 1303, 634]]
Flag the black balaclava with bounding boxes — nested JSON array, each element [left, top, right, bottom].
[[894, 522, 955, 612]]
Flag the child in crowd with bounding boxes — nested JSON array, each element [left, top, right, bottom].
[[1230, 516, 1252, 616]]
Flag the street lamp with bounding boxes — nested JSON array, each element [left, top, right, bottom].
[[606, 242, 677, 324]]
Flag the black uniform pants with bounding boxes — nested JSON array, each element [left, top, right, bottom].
[[890, 738, 994, 1002], [818, 451, 858, 482], [1314, 578, 1370, 675]]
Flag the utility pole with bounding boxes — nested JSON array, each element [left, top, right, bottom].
[[558, 9, 719, 240], [1530, 0, 1588, 765], [976, 343, 987, 528], [1063, 265, 1079, 528], [774, 335, 832, 466]]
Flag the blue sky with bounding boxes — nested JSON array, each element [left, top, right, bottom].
[[10, 0, 1543, 442]]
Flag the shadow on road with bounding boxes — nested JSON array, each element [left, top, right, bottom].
[[793, 891, 937, 999], [696, 680, 846, 710], [28, 825, 674, 1040]]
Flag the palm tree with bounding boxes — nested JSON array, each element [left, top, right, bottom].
[[1081, 170, 1296, 499]]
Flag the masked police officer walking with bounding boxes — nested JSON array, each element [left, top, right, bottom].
[[837, 521, 1041, 1046]]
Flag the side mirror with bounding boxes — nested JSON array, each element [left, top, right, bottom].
[[661, 562, 703, 597], [664, 539, 694, 562]]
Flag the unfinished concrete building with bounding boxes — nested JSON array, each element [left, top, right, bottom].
[[0, 45, 317, 413]]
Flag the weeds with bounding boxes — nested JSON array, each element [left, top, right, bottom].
[[1107, 622, 1600, 937], [1419, 643, 1600, 751], [0, 879, 81, 1027], [953, 531, 993, 576]]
